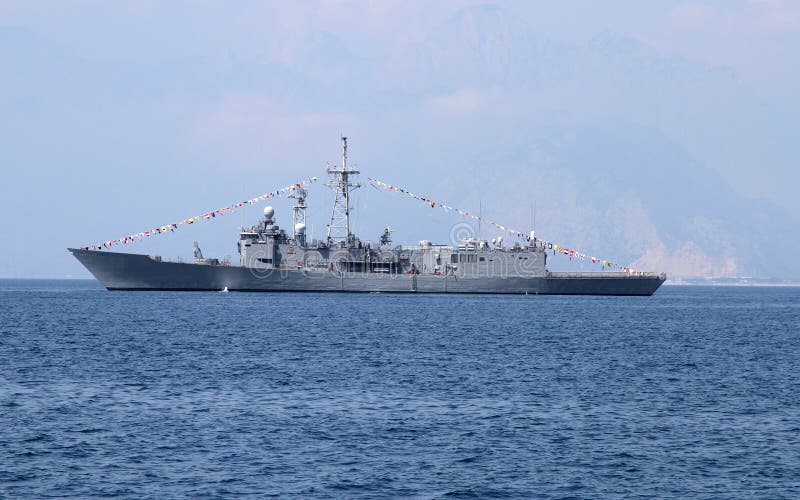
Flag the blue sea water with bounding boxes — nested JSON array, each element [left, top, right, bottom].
[[0, 280, 798, 498]]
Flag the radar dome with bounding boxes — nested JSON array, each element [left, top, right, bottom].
[[263, 206, 275, 219], [294, 223, 306, 234]]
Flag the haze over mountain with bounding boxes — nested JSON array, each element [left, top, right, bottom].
[[1, 2, 798, 279]]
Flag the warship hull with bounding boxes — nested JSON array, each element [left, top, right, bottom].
[[69, 248, 665, 296]]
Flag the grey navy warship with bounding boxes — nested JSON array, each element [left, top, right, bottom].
[[69, 138, 666, 295]]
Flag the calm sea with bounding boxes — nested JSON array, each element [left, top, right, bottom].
[[1, 280, 798, 498]]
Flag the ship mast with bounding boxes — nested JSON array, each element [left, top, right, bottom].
[[326, 137, 360, 246], [289, 187, 307, 246]]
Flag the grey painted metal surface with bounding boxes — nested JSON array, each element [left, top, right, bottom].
[[69, 139, 666, 296], [69, 248, 665, 295]]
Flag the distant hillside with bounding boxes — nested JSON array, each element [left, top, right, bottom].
[[2, 4, 797, 279], [415, 120, 797, 280], [365, 5, 800, 279]]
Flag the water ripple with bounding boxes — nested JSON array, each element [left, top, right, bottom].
[[1, 281, 799, 497]]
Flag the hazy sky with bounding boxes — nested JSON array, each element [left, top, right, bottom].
[[1, 1, 798, 278]]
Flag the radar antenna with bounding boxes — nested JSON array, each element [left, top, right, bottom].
[[379, 227, 392, 247], [326, 137, 360, 246]]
